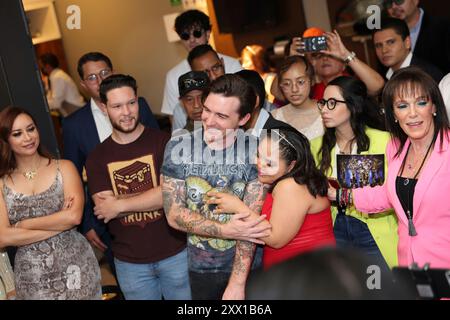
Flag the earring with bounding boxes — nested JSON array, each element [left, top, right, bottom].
[[395, 119, 398, 123], [433, 112, 437, 117]]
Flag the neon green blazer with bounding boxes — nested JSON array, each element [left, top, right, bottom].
[[310, 127, 399, 268]]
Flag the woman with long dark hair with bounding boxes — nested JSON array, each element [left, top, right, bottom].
[[0, 106, 101, 299], [310, 76, 398, 269], [351, 67, 450, 268], [208, 128, 335, 269]]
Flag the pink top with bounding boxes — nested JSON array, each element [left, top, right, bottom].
[[262, 193, 336, 269], [353, 132, 450, 268]]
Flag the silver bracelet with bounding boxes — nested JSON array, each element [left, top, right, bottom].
[[344, 51, 356, 64]]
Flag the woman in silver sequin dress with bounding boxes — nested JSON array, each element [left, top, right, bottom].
[[0, 107, 101, 300]]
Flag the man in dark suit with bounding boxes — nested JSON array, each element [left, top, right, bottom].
[[373, 17, 443, 83], [384, 0, 450, 74], [63, 52, 159, 273]]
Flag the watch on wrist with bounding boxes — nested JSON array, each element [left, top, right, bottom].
[[344, 51, 356, 64]]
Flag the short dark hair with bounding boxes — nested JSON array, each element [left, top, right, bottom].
[[174, 9, 211, 35], [187, 44, 220, 67], [99, 74, 137, 104], [278, 55, 314, 83], [247, 247, 413, 300], [235, 70, 266, 111], [39, 53, 59, 69], [382, 66, 450, 157], [77, 52, 113, 79], [374, 17, 410, 40], [205, 74, 256, 119]]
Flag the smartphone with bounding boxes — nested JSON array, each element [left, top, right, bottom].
[[303, 36, 327, 53]]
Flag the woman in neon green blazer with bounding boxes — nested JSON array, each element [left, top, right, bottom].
[[310, 76, 398, 268]]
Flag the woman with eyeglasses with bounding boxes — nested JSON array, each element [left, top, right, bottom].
[[207, 128, 336, 270], [271, 56, 324, 140], [310, 76, 399, 270], [349, 67, 450, 269]]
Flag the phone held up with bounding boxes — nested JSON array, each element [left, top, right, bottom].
[[301, 36, 327, 53]]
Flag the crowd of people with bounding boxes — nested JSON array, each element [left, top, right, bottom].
[[1, 0, 450, 300]]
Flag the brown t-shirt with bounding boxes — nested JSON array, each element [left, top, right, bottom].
[[86, 127, 186, 263]]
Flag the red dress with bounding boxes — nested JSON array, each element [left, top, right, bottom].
[[262, 193, 336, 269]]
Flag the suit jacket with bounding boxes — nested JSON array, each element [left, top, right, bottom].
[[411, 55, 444, 84], [414, 11, 450, 74], [62, 97, 159, 235], [354, 131, 450, 268], [310, 127, 399, 268]]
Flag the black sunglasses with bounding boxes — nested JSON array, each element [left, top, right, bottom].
[[179, 29, 204, 41], [384, 0, 405, 9]]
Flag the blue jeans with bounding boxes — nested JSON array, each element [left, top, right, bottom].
[[334, 213, 389, 272], [114, 248, 191, 300]]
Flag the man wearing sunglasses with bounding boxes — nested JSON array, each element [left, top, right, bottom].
[[161, 10, 242, 127], [62, 52, 159, 278], [384, 0, 450, 74]]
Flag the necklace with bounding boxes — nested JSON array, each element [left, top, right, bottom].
[[397, 137, 435, 237], [402, 140, 434, 186], [21, 157, 41, 181]]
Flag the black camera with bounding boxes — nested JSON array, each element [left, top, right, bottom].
[[303, 36, 327, 53]]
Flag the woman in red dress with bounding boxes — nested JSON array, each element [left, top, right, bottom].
[[208, 128, 335, 269]]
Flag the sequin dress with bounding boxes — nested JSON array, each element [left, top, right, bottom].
[[2, 169, 101, 300]]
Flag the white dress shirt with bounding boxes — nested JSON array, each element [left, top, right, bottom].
[[90, 98, 112, 142], [386, 52, 413, 80]]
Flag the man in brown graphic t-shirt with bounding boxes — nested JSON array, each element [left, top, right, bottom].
[[85, 74, 190, 300]]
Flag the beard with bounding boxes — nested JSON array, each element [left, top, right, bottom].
[[111, 117, 138, 133]]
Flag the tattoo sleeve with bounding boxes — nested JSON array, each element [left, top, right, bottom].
[[229, 179, 267, 285], [243, 179, 269, 214], [161, 174, 223, 237]]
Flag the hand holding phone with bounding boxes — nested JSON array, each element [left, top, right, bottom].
[[303, 36, 327, 53], [289, 37, 305, 56]]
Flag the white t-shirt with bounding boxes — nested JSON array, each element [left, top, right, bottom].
[[47, 68, 85, 112], [161, 54, 242, 116]]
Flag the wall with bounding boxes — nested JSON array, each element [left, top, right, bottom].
[[52, 0, 186, 114]]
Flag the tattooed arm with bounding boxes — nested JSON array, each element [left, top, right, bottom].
[[223, 179, 268, 300], [162, 175, 270, 242]]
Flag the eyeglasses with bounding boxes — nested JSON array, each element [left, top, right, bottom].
[[279, 79, 309, 91], [179, 29, 204, 41], [383, 0, 405, 9], [317, 98, 346, 110], [202, 63, 224, 76], [84, 69, 112, 83]]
